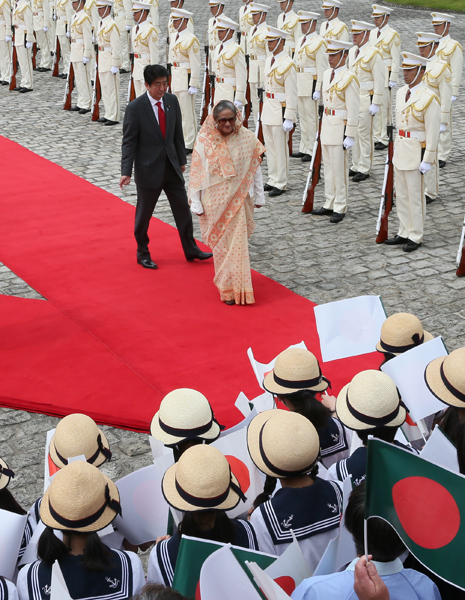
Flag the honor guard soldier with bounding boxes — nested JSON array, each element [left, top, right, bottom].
[[55, 0, 73, 78], [208, 0, 224, 75], [416, 32, 452, 205], [96, 0, 120, 125], [0, 0, 12, 85], [12, 0, 34, 91], [214, 16, 246, 109], [238, 0, 252, 55], [292, 10, 328, 162], [248, 3, 269, 126], [84, 0, 99, 74], [320, 0, 348, 42], [370, 5, 400, 150], [312, 39, 359, 223], [31, 0, 51, 71], [348, 20, 384, 182], [69, 0, 93, 112], [147, 0, 158, 28], [169, 7, 200, 151], [131, 0, 159, 97], [262, 26, 297, 197], [385, 52, 440, 252], [168, 0, 193, 45], [276, 0, 299, 58], [431, 12, 463, 168], [113, 0, 131, 72]]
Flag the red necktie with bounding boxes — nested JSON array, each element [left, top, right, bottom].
[[218, 43, 223, 54], [330, 69, 335, 82], [355, 48, 360, 58], [377, 28, 381, 38], [325, 21, 329, 30], [157, 101, 166, 137], [271, 56, 275, 66], [405, 89, 411, 102], [135, 24, 139, 34]]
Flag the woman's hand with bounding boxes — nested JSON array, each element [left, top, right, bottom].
[[155, 535, 171, 545], [321, 393, 337, 413]]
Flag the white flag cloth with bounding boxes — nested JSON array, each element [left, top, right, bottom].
[[263, 535, 312, 595], [200, 545, 262, 600], [420, 426, 460, 473], [247, 561, 292, 600], [235, 392, 253, 418], [220, 406, 258, 438], [0, 508, 27, 579], [381, 337, 448, 423], [314, 296, 386, 362], [50, 560, 73, 600]]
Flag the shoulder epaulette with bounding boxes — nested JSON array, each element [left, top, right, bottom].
[[382, 28, 400, 46], [361, 45, 381, 64], [224, 43, 243, 59], [181, 33, 199, 52], [335, 71, 358, 91], [305, 37, 326, 55], [141, 24, 158, 40], [333, 21, 348, 35], [275, 57, 296, 77], [77, 11, 91, 24], [413, 87, 440, 112], [440, 39, 462, 56], [428, 59, 450, 80], [15, 3, 29, 14], [283, 13, 299, 31]]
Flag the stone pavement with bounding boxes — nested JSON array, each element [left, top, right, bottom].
[[0, 0, 464, 564]]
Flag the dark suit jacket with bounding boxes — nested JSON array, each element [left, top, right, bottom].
[[121, 92, 187, 189]]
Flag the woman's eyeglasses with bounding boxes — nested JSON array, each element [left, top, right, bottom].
[[216, 117, 236, 125]]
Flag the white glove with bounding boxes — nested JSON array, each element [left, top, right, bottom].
[[190, 199, 204, 215], [26, 41, 33, 49], [233, 99, 242, 108], [419, 161, 431, 174], [312, 90, 321, 101], [5, 35, 11, 42], [125, 25, 131, 31], [282, 118, 293, 132], [188, 86, 197, 95], [43, 26, 48, 32], [452, 95, 457, 102], [343, 136, 354, 149], [66, 31, 70, 38], [440, 123, 446, 133], [82, 56, 89, 64], [110, 65, 119, 74], [389, 80, 397, 88], [369, 103, 379, 116]]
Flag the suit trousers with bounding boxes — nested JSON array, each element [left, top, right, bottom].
[[351, 109, 374, 175], [58, 35, 71, 75], [35, 28, 51, 68], [297, 95, 317, 155], [135, 78, 145, 98], [73, 59, 92, 109], [134, 159, 198, 260], [17, 45, 33, 89], [395, 166, 425, 244], [263, 123, 289, 190], [175, 90, 197, 150], [0, 38, 10, 81], [438, 108, 452, 162], [424, 160, 439, 200], [322, 143, 348, 214], [100, 70, 120, 122]]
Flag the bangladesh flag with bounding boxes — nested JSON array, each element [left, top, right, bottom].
[[365, 438, 465, 590]]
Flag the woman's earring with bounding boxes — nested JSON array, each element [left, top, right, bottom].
[[215, 122, 218, 129]]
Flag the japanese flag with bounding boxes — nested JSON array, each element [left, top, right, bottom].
[[263, 535, 312, 596]]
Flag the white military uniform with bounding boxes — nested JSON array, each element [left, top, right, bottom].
[[277, 9, 299, 57], [248, 19, 268, 125], [321, 64, 360, 214], [262, 49, 297, 190], [170, 27, 200, 149], [0, 0, 12, 83], [55, 0, 73, 75], [320, 17, 348, 42], [70, 7, 93, 109], [394, 82, 440, 243], [84, 0, 99, 74], [215, 36, 246, 105], [113, 0, 131, 70], [97, 13, 120, 122], [132, 18, 159, 97], [167, 12, 193, 45], [147, 0, 158, 27], [207, 11, 221, 75], [13, 0, 34, 89], [369, 20, 400, 145], [31, 0, 51, 68], [348, 32, 384, 176], [295, 28, 327, 155], [239, 2, 253, 55]]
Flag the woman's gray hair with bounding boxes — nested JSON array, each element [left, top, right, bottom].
[[213, 100, 237, 119], [130, 584, 189, 600]]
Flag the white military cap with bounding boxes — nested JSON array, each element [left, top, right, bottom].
[[400, 51, 429, 69], [266, 25, 287, 39], [321, 0, 342, 8], [249, 3, 270, 13], [298, 10, 319, 22], [350, 20, 375, 33], [209, 0, 224, 5], [216, 15, 239, 29], [431, 12, 454, 24], [325, 38, 352, 53], [171, 7, 193, 17], [132, 0, 151, 10], [96, 0, 112, 5], [372, 4, 391, 15], [416, 31, 442, 46]]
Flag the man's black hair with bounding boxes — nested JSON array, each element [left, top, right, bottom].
[[144, 64, 170, 86]]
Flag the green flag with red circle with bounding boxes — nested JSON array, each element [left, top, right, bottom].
[[365, 438, 465, 590]]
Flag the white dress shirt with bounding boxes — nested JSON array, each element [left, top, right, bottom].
[[146, 91, 165, 124]]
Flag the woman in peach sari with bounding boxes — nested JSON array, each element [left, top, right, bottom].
[[189, 100, 266, 305]]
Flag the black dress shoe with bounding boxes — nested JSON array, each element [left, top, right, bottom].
[[439, 160, 446, 168], [403, 240, 421, 252], [185, 148, 193, 154], [330, 212, 345, 223], [224, 299, 235, 305], [79, 108, 91, 114], [104, 120, 118, 126], [19, 87, 33, 93], [312, 207, 333, 216], [120, 68, 129, 73], [301, 154, 312, 162], [137, 258, 158, 269], [348, 169, 358, 177], [186, 251, 213, 262], [374, 142, 388, 150], [290, 152, 305, 158], [97, 117, 108, 123], [425, 195, 436, 204], [12, 87, 22, 91], [37, 67, 46, 72], [1, 81, 8, 85], [352, 172, 370, 182], [263, 184, 274, 192], [269, 187, 286, 197], [70, 106, 82, 111], [385, 235, 408, 245]]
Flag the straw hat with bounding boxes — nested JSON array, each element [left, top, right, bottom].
[[40, 461, 121, 533], [0, 459, 15, 491], [150, 388, 221, 447], [247, 410, 320, 478], [49, 413, 111, 469], [376, 313, 433, 356], [425, 348, 465, 408], [162, 445, 245, 512], [263, 348, 329, 395], [336, 370, 407, 431]]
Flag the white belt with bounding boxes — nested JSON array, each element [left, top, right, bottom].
[[266, 91, 286, 102], [72, 38, 84, 44], [116, 11, 124, 16], [135, 52, 150, 59], [384, 58, 392, 66], [360, 81, 374, 90], [398, 130, 426, 142], [325, 108, 347, 118], [285, 41, 295, 47], [18, 24, 26, 29], [173, 61, 190, 68], [250, 55, 266, 61], [99, 45, 111, 51], [60, 15, 67, 20], [299, 67, 317, 74], [216, 76, 236, 84]]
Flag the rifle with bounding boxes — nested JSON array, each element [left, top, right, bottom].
[[456, 213, 465, 277], [302, 104, 324, 213], [199, 32, 210, 124], [9, 28, 17, 91], [166, 36, 172, 91], [127, 53, 136, 102], [287, 122, 295, 156], [91, 44, 102, 120], [243, 53, 251, 129], [375, 88, 394, 243], [63, 60, 74, 109], [52, 36, 61, 77], [254, 72, 264, 144], [32, 40, 37, 69]]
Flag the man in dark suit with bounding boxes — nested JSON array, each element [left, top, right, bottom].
[[120, 64, 212, 269]]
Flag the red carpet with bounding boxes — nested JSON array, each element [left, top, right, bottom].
[[0, 136, 382, 432]]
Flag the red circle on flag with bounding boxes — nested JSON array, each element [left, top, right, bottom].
[[225, 455, 250, 493], [392, 476, 460, 549], [274, 576, 296, 594]]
